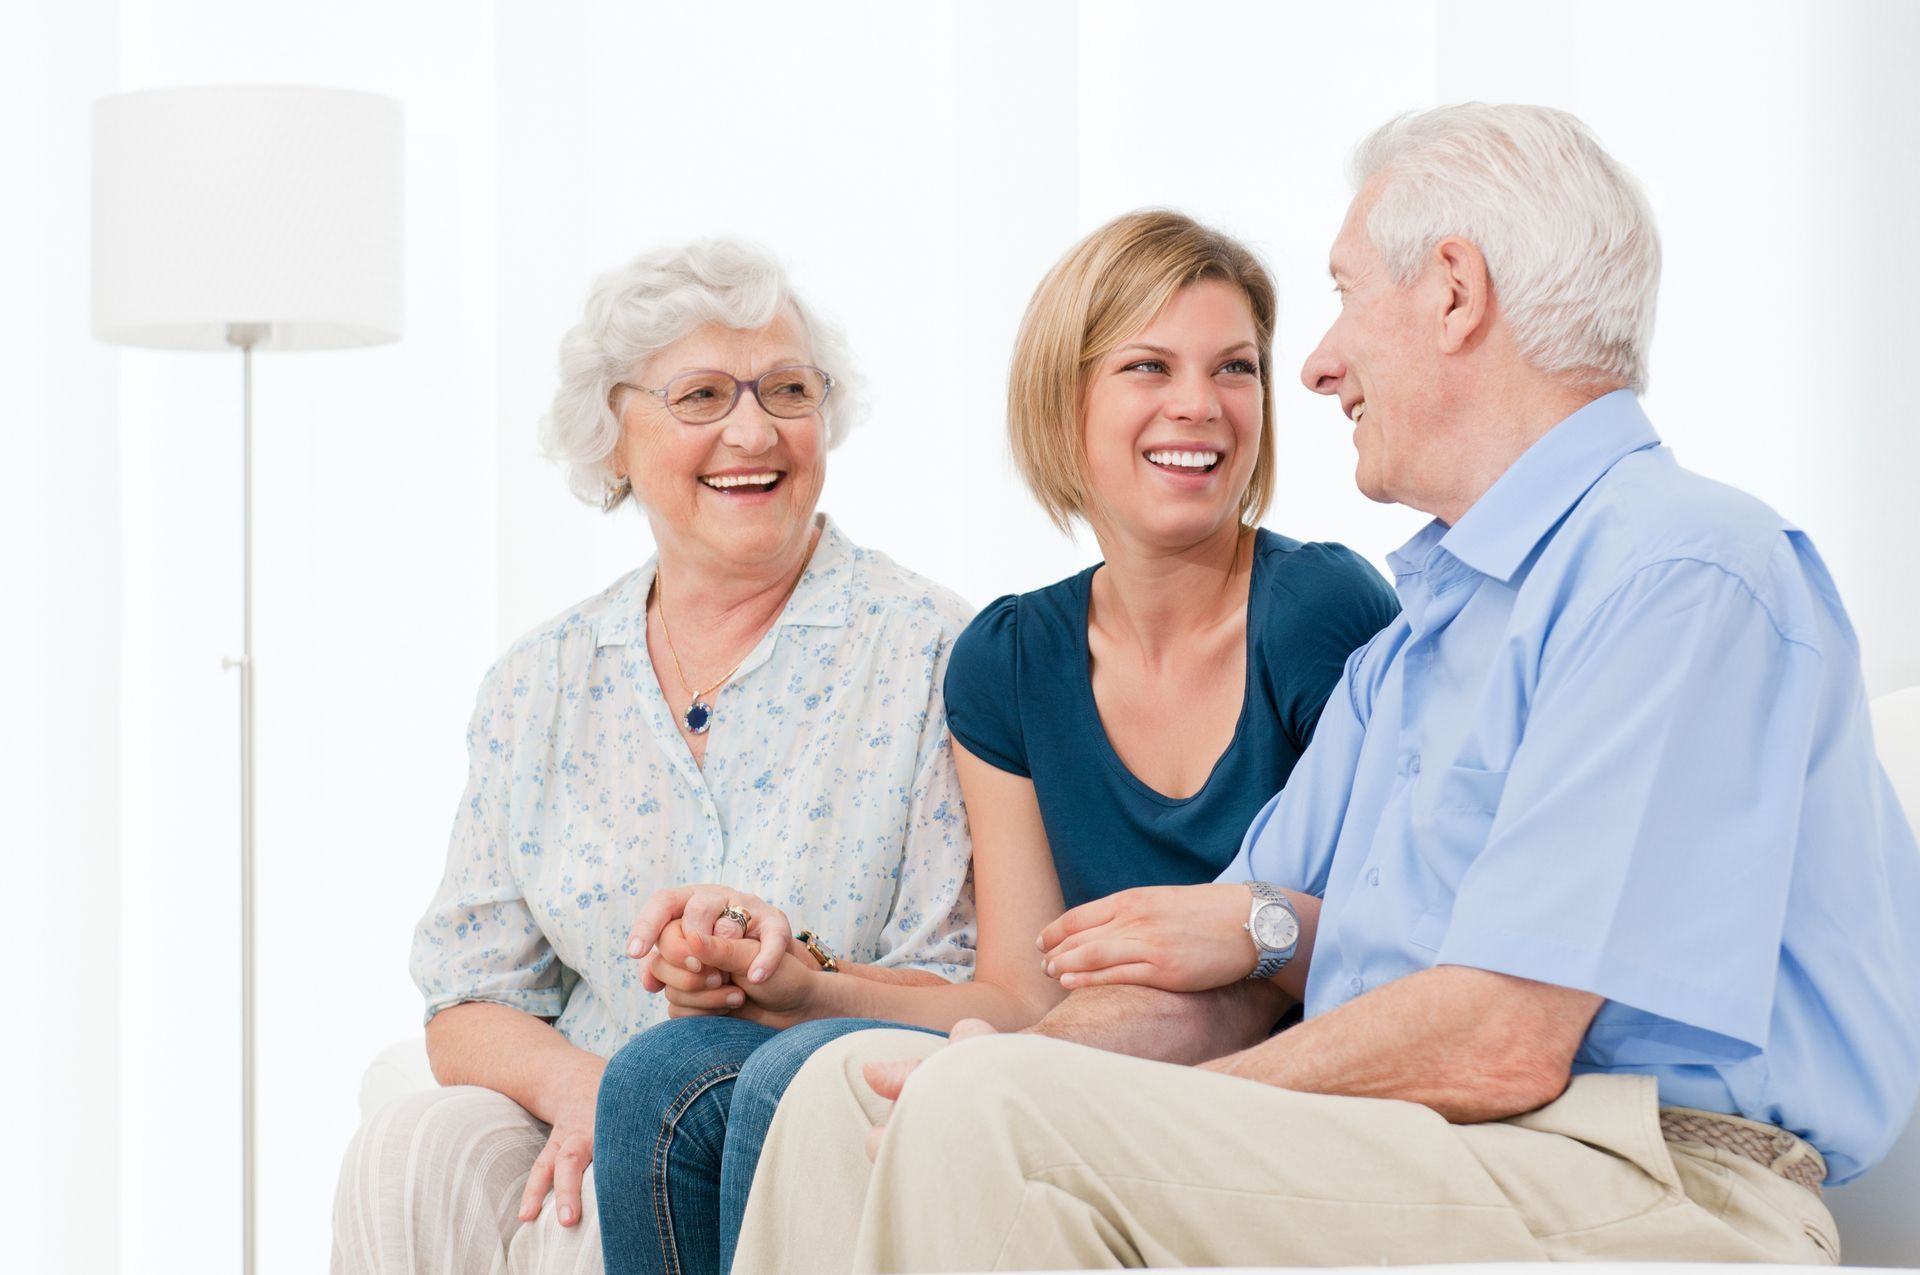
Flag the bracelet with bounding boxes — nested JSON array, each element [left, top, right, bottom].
[[794, 930, 840, 973]]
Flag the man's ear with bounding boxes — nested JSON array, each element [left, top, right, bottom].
[[1433, 237, 1492, 354]]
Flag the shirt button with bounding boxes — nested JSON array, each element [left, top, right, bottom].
[[1366, 867, 1380, 886], [1348, 976, 1365, 995], [1407, 754, 1422, 776]]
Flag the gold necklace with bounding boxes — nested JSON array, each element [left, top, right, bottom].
[[654, 531, 818, 736]]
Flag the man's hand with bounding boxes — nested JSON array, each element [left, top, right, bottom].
[[861, 1018, 999, 1161], [1037, 883, 1258, 992], [516, 1051, 604, 1228]]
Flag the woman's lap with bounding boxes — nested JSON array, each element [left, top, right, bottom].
[[594, 1015, 938, 1275]]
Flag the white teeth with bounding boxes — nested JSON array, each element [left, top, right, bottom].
[[700, 472, 780, 489], [1144, 449, 1220, 470]]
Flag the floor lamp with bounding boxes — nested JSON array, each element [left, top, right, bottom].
[[90, 84, 404, 1275]]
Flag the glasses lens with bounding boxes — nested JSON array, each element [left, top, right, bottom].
[[664, 371, 740, 424], [755, 366, 829, 418]]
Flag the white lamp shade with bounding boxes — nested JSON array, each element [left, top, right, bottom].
[[91, 85, 404, 351]]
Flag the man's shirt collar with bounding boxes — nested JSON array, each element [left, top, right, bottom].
[[1388, 389, 1661, 588]]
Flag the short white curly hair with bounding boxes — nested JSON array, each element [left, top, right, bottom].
[[541, 239, 865, 510], [1352, 103, 1661, 394]]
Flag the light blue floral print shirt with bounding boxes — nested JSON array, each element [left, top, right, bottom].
[[410, 515, 977, 1057]]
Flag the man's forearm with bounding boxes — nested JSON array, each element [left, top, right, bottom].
[[1204, 966, 1601, 1122], [1026, 980, 1289, 1064]]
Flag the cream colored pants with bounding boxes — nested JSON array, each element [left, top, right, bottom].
[[734, 1030, 1841, 1272], [331, 1084, 604, 1275]]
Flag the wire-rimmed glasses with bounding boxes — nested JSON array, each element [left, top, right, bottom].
[[616, 365, 834, 425]]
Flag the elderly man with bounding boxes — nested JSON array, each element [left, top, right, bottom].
[[725, 103, 1920, 1269]]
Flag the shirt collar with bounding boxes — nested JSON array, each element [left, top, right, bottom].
[[594, 512, 853, 649], [1388, 389, 1661, 587]]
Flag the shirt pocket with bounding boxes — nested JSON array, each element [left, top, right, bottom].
[[1409, 763, 1508, 952]]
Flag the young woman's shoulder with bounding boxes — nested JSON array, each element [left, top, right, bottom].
[[944, 569, 1092, 778], [1253, 531, 1399, 643]]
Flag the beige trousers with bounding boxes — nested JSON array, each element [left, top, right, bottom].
[[734, 1030, 1841, 1272], [331, 1084, 604, 1275]]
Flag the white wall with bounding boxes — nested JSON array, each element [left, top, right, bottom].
[[5, 3, 1917, 1273]]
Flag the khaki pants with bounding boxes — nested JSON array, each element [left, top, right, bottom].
[[735, 1030, 1841, 1272], [331, 1084, 604, 1275]]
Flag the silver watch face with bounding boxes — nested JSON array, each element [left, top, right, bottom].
[[1251, 901, 1299, 952]]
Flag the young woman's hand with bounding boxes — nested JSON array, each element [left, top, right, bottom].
[[1036, 882, 1257, 992], [666, 931, 823, 1028]]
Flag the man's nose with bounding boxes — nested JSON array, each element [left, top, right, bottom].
[[1300, 336, 1344, 396]]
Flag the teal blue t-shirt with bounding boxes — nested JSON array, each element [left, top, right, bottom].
[[945, 530, 1399, 909]]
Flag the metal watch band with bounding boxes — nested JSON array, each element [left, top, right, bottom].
[[1247, 881, 1296, 980], [794, 929, 840, 973]]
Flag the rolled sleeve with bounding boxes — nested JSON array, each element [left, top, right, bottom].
[[408, 667, 568, 1024], [1436, 558, 1821, 1049]]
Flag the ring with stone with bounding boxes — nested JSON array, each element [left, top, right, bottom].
[[718, 905, 752, 932]]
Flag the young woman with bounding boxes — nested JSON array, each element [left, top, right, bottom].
[[592, 211, 1399, 1275]]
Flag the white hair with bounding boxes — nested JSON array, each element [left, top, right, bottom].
[[541, 239, 865, 510], [1351, 103, 1661, 394]]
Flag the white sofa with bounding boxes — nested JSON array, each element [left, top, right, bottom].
[[360, 687, 1920, 1269]]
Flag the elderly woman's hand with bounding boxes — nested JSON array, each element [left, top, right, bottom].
[[628, 883, 794, 986], [645, 918, 742, 1013], [515, 1047, 604, 1229]]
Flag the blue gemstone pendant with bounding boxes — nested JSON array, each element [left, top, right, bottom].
[[683, 700, 713, 734]]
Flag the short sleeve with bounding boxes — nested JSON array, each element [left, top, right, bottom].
[[1260, 542, 1400, 751], [408, 663, 568, 1024], [944, 595, 1029, 777], [1436, 557, 1821, 1049]]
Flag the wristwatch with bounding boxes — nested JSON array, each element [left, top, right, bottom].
[[1244, 882, 1300, 980], [794, 929, 840, 973]]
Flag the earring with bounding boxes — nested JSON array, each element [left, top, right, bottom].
[[602, 473, 631, 510]]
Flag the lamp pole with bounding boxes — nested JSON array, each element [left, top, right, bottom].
[[221, 321, 266, 1275]]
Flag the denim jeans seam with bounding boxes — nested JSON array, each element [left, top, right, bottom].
[[653, 1060, 746, 1275]]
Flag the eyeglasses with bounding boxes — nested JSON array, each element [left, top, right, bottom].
[[616, 365, 834, 426]]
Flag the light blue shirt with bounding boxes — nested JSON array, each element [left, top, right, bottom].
[[1223, 391, 1920, 1183]]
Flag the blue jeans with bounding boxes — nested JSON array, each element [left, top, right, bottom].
[[595, 1015, 935, 1275]]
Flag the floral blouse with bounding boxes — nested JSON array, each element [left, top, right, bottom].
[[410, 515, 977, 1057]]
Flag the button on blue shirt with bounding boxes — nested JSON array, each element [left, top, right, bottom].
[[1221, 390, 1920, 1183]]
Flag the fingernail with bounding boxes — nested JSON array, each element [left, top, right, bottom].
[[705, 972, 722, 989], [1043, 961, 1054, 976], [1035, 935, 1045, 950], [685, 956, 701, 972], [559, 1204, 573, 1225], [1060, 973, 1076, 988], [726, 991, 744, 1007], [627, 938, 642, 957], [750, 967, 766, 983]]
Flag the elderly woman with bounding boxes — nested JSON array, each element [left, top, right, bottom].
[[329, 241, 975, 1274]]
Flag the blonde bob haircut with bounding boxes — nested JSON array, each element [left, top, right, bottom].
[[1008, 210, 1278, 533]]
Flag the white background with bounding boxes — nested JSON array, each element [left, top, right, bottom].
[[5, 2, 1918, 1272]]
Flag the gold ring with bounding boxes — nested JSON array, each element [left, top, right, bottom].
[[718, 905, 752, 932]]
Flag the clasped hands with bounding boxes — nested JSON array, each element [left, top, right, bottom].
[[626, 885, 821, 1028], [628, 880, 1267, 1160]]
